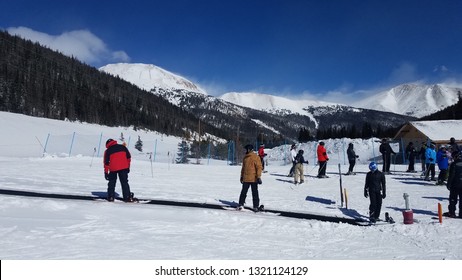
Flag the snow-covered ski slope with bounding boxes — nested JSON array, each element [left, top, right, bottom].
[[1, 111, 461, 261]]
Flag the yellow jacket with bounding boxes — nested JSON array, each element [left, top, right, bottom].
[[241, 152, 263, 183]]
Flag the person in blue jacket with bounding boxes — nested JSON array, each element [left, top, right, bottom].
[[424, 143, 437, 181], [436, 145, 449, 185]]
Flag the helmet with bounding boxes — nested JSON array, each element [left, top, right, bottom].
[[369, 162, 377, 171]]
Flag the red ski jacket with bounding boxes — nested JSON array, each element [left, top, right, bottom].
[[317, 144, 329, 162], [104, 140, 131, 173]]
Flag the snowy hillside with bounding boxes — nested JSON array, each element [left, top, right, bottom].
[[99, 63, 206, 95], [220, 92, 338, 115], [1, 111, 462, 267], [353, 83, 462, 118]]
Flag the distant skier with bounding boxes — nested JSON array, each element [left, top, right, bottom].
[[293, 150, 309, 185], [287, 144, 297, 177], [317, 141, 329, 178], [258, 144, 267, 172], [238, 144, 263, 211], [379, 138, 396, 174], [419, 142, 427, 173], [448, 137, 461, 154], [436, 145, 449, 185], [446, 151, 462, 218], [405, 142, 416, 172], [104, 139, 134, 202], [364, 162, 386, 223], [424, 143, 437, 181], [346, 143, 359, 175]]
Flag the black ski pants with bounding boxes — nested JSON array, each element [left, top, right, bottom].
[[318, 161, 327, 177], [107, 169, 131, 200], [382, 153, 392, 172], [348, 160, 356, 173], [239, 182, 259, 208], [408, 156, 415, 171], [448, 187, 462, 217], [369, 191, 383, 219]]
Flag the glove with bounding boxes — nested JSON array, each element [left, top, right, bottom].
[[429, 158, 434, 161], [326, 158, 329, 161], [356, 155, 359, 158], [104, 172, 109, 181], [257, 178, 262, 185], [240, 177, 243, 184], [364, 190, 368, 198], [447, 184, 451, 191], [382, 193, 386, 199], [127, 168, 130, 173]]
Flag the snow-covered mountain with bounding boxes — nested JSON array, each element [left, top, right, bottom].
[[99, 63, 206, 95], [98, 63, 414, 142], [353, 84, 462, 118]]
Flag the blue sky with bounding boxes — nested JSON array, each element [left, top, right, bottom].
[[2, 0, 462, 102]]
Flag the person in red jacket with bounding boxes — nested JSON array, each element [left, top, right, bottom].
[[104, 138, 134, 202], [317, 141, 329, 178], [258, 144, 267, 171]]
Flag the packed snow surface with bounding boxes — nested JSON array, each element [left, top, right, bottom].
[[0, 111, 461, 260]]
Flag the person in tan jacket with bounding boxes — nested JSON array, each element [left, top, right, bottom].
[[238, 144, 263, 211]]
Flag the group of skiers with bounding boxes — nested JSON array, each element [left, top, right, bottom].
[[102, 136, 462, 219]]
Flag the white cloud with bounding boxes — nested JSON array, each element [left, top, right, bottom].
[[6, 26, 130, 65]]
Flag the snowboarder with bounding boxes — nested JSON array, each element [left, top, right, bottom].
[[346, 143, 359, 175], [287, 144, 297, 177], [317, 141, 329, 178], [293, 149, 309, 184], [103, 139, 134, 202], [436, 145, 449, 185], [238, 144, 263, 211], [424, 143, 437, 181], [405, 142, 416, 172], [364, 162, 386, 223], [379, 138, 396, 174], [446, 151, 462, 218]]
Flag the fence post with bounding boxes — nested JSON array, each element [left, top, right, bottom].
[[153, 139, 158, 162], [69, 132, 76, 157], [97, 132, 103, 157], [207, 142, 211, 165], [43, 133, 50, 156]]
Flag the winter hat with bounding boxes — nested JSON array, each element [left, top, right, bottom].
[[319, 141, 325, 146], [298, 149, 304, 155], [369, 162, 378, 171], [106, 139, 115, 145], [244, 144, 254, 152]]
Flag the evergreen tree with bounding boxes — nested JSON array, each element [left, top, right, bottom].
[[176, 140, 190, 164], [135, 135, 143, 152]]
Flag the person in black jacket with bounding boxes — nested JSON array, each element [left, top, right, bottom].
[[446, 151, 462, 218], [364, 162, 386, 222], [346, 143, 359, 175], [405, 142, 416, 172], [379, 138, 396, 174]]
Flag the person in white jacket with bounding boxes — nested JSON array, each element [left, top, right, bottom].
[[287, 144, 297, 177]]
